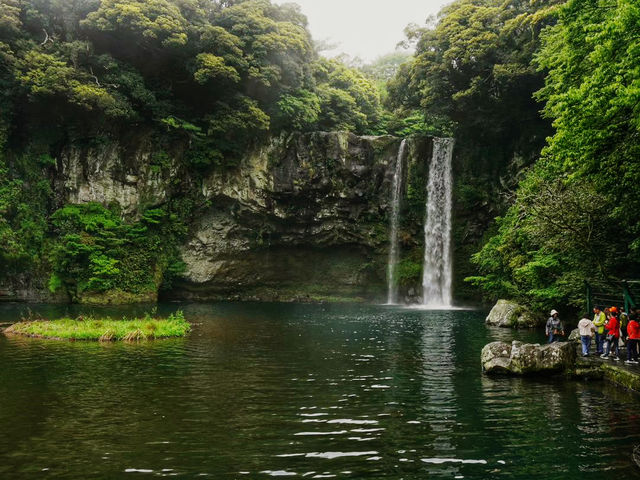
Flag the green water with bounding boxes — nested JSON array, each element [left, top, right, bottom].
[[0, 302, 639, 479]]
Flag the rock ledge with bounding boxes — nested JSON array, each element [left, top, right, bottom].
[[481, 340, 576, 375]]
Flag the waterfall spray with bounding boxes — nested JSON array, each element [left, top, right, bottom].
[[422, 138, 454, 307], [386, 139, 407, 304]]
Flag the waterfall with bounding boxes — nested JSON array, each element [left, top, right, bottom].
[[386, 139, 407, 305], [422, 138, 454, 307]]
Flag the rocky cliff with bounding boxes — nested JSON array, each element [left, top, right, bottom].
[[173, 133, 431, 302], [1, 132, 434, 303]]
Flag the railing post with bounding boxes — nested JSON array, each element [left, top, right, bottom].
[[585, 281, 592, 314], [623, 281, 636, 313]]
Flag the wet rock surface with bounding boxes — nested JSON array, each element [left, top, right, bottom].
[[3, 132, 433, 303], [485, 300, 542, 328], [174, 133, 431, 301], [568, 328, 595, 346], [481, 340, 576, 375]]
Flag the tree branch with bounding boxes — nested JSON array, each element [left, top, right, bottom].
[[89, 67, 101, 87], [40, 28, 52, 46]]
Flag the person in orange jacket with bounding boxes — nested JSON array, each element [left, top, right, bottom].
[[601, 306, 620, 360], [626, 313, 640, 364]]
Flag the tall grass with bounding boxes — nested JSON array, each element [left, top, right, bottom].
[[3, 311, 190, 341]]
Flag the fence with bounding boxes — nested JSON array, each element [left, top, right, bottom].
[[585, 280, 640, 314]]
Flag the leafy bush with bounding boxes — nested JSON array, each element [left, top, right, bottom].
[[48, 202, 187, 300]]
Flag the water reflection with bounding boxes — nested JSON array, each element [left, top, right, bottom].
[[0, 302, 638, 479]]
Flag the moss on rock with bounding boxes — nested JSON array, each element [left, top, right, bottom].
[[485, 300, 543, 328], [601, 364, 640, 394]]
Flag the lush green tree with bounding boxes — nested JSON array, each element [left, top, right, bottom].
[[0, 0, 21, 35], [0, 152, 53, 276], [49, 203, 186, 299], [535, 0, 640, 238], [362, 51, 412, 84], [389, 0, 558, 150], [470, 0, 640, 310], [82, 0, 191, 47], [273, 89, 320, 131], [468, 163, 616, 310], [361, 51, 412, 107], [314, 58, 382, 133]]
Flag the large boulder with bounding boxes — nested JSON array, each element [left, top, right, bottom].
[[481, 342, 514, 373], [568, 328, 595, 346], [485, 300, 542, 328], [568, 328, 580, 342], [481, 340, 576, 375]]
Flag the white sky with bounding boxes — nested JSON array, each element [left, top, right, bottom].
[[273, 0, 452, 62]]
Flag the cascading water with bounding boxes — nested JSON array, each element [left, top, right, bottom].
[[422, 137, 454, 307], [386, 139, 407, 305]]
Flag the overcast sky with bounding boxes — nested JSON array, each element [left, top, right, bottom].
[[273, 0, 452, 62]]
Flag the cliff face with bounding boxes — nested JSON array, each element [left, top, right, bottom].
[[175, 132, 424, 302], [1, 132, 433, 303]]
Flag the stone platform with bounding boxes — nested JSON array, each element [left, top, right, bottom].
[[482, 339, 640, 395], [574, 351, 640, 394]]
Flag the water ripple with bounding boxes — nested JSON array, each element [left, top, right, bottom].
[[1, 303, 639, 479]]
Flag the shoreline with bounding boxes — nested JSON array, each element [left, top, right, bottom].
[[573, 350, 640, 395]]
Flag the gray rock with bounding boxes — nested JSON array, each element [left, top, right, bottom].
[[480, 341, 514, 374], [0, 274, 69, 303], [481, 340, 576, 375], [568, 328, 595, 346], [61, 138, 168, 217], [485, 300, 542, 328], [568, 328, 580, 342]]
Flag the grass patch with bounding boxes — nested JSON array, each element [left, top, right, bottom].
[[3, 311, 190, 341]]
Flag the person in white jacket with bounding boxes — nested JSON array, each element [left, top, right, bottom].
[[577, 315, 596, 357]]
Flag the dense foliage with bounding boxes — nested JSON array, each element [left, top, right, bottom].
[[48, 203, 186, 300], [0, 0, 383, 159], [468, 0, 640, 310], [387, 0, 558, 152], [0, 0, 384, 301]]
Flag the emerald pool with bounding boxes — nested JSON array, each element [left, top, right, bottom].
[[0, 302, 638, 479]]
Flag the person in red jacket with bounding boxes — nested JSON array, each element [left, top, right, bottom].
[[626, 314, 640, 364], [601, 306, 620, 360]]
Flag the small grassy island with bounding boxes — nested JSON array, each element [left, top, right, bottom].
[[3, 311, 190, 341]]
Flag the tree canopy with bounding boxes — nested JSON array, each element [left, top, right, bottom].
[[468, 0, 640, 310], [0, 0, 383, 164], [387, 0, 558, 151]]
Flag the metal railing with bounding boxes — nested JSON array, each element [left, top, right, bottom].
[[586, 280, 639, 313]]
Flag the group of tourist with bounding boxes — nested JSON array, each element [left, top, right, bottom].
[[546, 306, 640, 364]]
